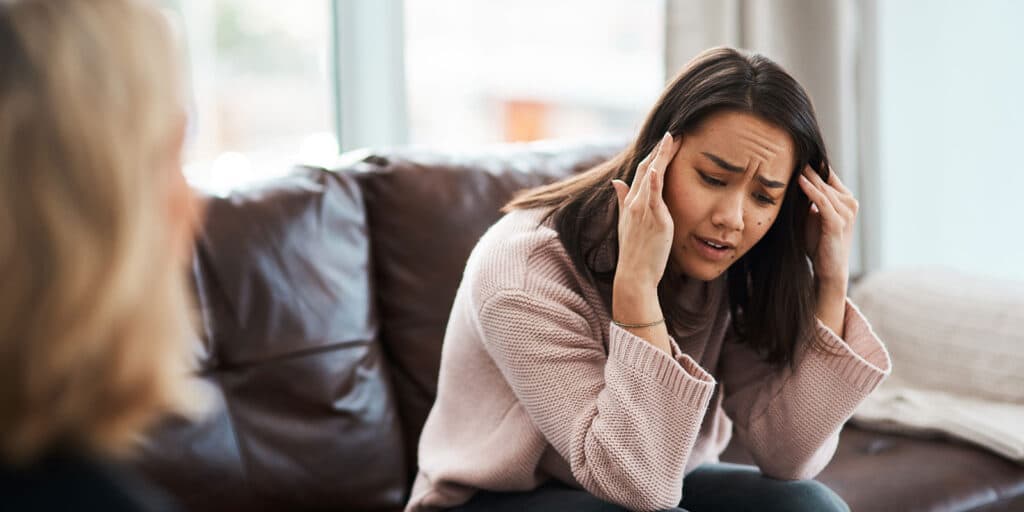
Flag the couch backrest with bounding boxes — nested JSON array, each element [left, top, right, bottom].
[[137, 140, 623, 511], [137, 167, 406, 511]]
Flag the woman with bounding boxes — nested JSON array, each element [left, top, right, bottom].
[[407, 48, 891, 512], [0, 0, 202, 509]]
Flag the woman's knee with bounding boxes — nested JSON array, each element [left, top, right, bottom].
[[765, 478, 849, 512], [680, 463, 848, 512], [453, 483, 634, 512]]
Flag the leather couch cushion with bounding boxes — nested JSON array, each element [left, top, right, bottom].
[[721, 424, 1024, 512], [137, 167, 406, 511], [345, 141, 624, 483]]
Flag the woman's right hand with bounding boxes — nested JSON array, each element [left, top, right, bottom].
[[611, 131, 681, 290]]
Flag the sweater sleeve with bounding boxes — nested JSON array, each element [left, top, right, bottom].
[[477, 285, 716, 512], [718, 298, 892, 480]]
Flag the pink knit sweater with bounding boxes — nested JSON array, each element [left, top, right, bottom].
[[406, 207, 891, 512]]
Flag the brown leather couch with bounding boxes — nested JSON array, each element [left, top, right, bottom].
[[136, 140, 1024, 511]]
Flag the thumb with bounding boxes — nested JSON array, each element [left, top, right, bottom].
[[611, 179, 628, 213]]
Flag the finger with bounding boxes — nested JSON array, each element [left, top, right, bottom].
[[630, 133, 667, 207], [651, 133, 675, 206], [824, 166, 858, 212], [632, 150, 654, 211], [804, 166, 852, 218], [645, 131, 673, 178], [612, 179, 629, 213], [642, 133, 669, 178], [649, 155, 663, 208], [802, 166, 851, 219], [652, 131, 677, 172], [799, 172, 840, 221], [636, 144, 655, 172], [633, 153, 653, 186], [806, 171, 847, 215], [648, 133, 675, 201], [629, 135, 665, 203]]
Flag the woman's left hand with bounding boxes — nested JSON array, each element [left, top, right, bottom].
[[798, 165, 858, 289]]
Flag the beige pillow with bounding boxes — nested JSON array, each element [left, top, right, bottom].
[[850, 266, 1024, 403]]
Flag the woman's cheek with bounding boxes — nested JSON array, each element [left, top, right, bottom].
[[750, 211, 776, 237]]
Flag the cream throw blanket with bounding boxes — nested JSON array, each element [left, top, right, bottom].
[[850, 267, 1024, 463]]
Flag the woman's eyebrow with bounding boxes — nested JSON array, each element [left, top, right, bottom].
[[701, 151, 786, 189], [701, 152, 744, 173]]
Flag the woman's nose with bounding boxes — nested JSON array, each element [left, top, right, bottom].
[[711, 193, 744, 232]]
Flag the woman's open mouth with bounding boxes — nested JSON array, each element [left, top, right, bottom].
[[692, 235, 735, 261]]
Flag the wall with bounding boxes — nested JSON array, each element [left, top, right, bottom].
[[875, 0, 1024, 281]]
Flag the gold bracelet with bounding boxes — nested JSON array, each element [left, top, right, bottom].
[[612, 318, 665, 329]]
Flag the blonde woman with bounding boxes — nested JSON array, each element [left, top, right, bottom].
[[0, 0, 202, 509]]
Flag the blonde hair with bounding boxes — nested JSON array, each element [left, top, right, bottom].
[[0, 0, 201, 463]]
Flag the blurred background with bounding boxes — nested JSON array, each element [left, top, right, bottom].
[[159, 0, 1023, 282]]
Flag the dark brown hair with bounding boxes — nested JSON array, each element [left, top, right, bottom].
[[504, 47, 836, 370]]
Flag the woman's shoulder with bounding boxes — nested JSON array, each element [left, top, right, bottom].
[[471, 206, 561, 266], [0, 451, 179, 512], [466, 206, 590, 305], [485, 205, 558, 239]]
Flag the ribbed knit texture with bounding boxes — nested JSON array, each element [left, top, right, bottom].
[[406, 208, 891, 512]]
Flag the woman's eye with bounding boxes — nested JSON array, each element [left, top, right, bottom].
[[754, 193, 777, 205], [699, 172, 725, 187]]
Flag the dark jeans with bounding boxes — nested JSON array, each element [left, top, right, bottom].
[[450, 462, 850, 512]]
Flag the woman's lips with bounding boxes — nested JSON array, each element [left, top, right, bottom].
[[692, 235, 734, 261]]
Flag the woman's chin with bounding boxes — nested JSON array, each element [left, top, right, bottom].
[[672, 256, 728, 282]]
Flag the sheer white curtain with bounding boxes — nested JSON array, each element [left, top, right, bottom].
[[665, 0, 868, 276]]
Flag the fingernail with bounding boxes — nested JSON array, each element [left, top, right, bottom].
[[663, 131, 672, 143]]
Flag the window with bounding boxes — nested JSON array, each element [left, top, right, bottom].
[[161, 0, 667, 191], [403, 0, 666, 146], [161, 0, 335, 193]]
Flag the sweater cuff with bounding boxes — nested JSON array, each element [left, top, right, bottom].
[[609, 322, 716, 407], [811, 298, 892, 391]]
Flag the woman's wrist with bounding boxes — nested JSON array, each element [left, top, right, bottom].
[[612, 276, 661, 322], [815, 279, 848, 338], [816, 275, 849, 301], [611, 278, 671, 352], [613, 267, 661, 293]]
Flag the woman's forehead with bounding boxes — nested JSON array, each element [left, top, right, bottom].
[[688, 114, 794, 175]]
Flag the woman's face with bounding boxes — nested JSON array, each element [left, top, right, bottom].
[[663, 110, 795, 281]]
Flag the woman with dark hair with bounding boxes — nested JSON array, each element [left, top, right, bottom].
[[406, 47, 890, 512]]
